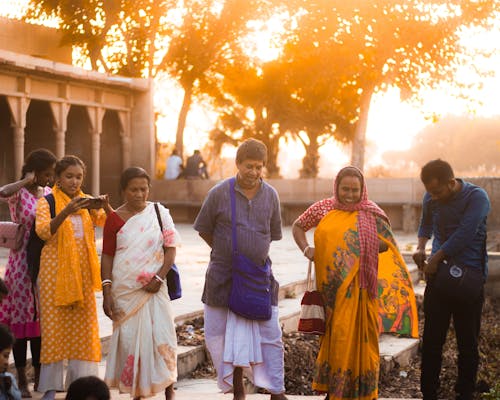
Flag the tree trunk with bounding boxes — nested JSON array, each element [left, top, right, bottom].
[[350, 89, 373, 171], [175, 85, 193, 159], [265, 136, 281, 178], [299, 134, 319, 178]]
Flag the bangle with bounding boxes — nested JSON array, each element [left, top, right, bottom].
[[153, 274, 165, 283], [102, 279, 112, 285], [303, 246, 311, 256]]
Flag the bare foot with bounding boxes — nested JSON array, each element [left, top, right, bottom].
[[233, 367, 245, 400], [270, 394, 288, 400], [165, 384, 175, 400]]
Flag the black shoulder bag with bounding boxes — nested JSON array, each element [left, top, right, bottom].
[[27, 193, 56, 284], [433, 217, 485, 304]]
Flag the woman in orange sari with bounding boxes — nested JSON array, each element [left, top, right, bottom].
[[292, 166, 418, 400]]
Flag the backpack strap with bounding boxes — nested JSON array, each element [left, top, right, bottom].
[[45, 193, 56, 218]]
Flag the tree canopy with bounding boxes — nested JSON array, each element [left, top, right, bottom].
[[280, 0, 498, 172], [24, 0, 500, 176]]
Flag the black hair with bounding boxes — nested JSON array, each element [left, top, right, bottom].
[[65, 376, 110, 400], [0, 279, 8, 296], [236, 138, 267, 165], [0, 324, 15, 351], [55, 155, 86, 177], [420, 159, 454, 185], [21, 149, 57, 179], [119, 167, 151, 191]]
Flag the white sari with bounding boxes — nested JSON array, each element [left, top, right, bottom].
[[104, 203, 180, 398]]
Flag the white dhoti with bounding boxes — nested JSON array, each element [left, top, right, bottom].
[[204, 305, 286, 394]]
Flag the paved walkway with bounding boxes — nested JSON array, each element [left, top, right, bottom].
[[0, 225, 421, 399], [0, 224, 419, 341]]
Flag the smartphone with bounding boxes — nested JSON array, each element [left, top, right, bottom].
[[84, 197, 104, 209]]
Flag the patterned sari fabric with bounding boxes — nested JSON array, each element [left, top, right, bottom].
[[313, 210, 418, 400], [103, 203, 179, 398]]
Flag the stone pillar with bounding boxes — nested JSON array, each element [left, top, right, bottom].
[[12, 126, 24, 179], [86, 106, 105, 196], [91, 130, 101, 196], [122, 134, 131, 169], [55, 129, 65, 158], [49, 102, 69, 158], [118, 111, 131, 169], [6, 96, 30, 179]]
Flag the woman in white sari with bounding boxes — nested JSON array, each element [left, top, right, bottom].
[[101, 167, 180, 400]]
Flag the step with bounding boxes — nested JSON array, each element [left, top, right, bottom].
[[174, 379, 421, 400], [171, 281, 425, 379]]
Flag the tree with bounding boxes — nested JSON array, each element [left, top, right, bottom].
[[157, 0, 276, 158], [286, 0, 499, 171], [25, 0, 175, 77], [385, 115, 500, 175], [25, 0, 281, 159], [209, 59, 295, 177]]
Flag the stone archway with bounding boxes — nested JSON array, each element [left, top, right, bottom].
[[100, 110, 123, 206], [66, 105, 93, 193], [25, 100, 56, 156]]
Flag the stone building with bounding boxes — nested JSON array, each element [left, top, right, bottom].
[[0, 17, 154, 208]]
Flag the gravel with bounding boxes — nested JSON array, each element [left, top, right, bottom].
[[184, 296, 499, 399]]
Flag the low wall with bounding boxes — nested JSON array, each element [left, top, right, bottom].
[[150, 177, 500, 231]]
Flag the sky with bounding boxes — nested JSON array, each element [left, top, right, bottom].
[[3, 1, 500, 177]]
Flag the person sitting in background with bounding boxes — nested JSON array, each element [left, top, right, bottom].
[[183, 150, 209, 179], [65, 376, 110, 400], [164, 150, 183, 180], [0, 323, 21, 400]]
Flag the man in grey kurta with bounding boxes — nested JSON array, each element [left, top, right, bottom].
[[194, 138, 288, 400]]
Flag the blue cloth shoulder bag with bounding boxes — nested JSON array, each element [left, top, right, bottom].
[[154, 203, 182, 300], [228, 178, 272, 320]]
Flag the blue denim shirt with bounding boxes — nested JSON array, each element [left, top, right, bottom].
[[418, 179, 490, 274], [0, 372, 21, 400], [194, 177, 282, 307]]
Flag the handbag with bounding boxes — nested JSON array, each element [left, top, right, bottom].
[[0, 221, 26, 250], [298, 260, 326, 335], [227, 177, 272, 321], [433, 260, 484, 304], [154, 202, 182, 300], [432, 216, 485, 304]]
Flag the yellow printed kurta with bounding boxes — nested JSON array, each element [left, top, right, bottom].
[[36, 197, 104, 364], [313, 210, 418, 400]]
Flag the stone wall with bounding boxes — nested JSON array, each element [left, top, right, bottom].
[[0, 17, 72, 64], [150, 177, 500, 231]]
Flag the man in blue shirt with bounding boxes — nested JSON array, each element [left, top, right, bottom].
[[413, 159, 490, 400]]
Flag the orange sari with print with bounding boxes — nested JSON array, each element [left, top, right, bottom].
[[313, 209, 418, 400]]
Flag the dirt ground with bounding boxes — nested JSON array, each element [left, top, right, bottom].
[[184, 296, 499, 399]]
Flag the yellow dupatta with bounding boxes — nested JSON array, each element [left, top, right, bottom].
[[52, 186, 102, 307], [313, 209, 418, 399]]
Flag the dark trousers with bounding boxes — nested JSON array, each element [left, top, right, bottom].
[[12, 336, 41, 369], [421, 281, 484, 400]]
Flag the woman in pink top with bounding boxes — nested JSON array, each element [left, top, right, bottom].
[[0, 149, 56, 397]]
